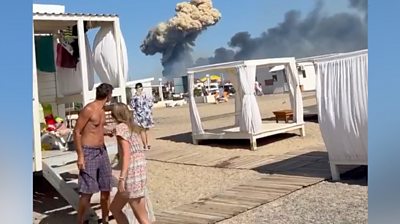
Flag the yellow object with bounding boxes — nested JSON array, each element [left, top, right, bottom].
[[200, 74, 221, 82], [41, 143, 52, 151], [55, 117, 64, 123]]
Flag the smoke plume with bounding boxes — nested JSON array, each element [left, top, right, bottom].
[[196, 0, 367, 65], [140, 0, 221, 77]]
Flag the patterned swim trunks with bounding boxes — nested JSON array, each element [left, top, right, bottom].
[[78, 145, 112, 194]]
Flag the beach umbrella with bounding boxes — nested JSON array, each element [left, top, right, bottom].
[[199, 77, 208, 82], [209, 74, 221, 81], [199, 74, 221, 82]]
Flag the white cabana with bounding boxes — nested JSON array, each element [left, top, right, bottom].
[[33, 12, 128, 171], [32, 9, 132, 222], [33, 12, 127, 110], [187, 58, 305, 150], [314, 49, 368, 180]]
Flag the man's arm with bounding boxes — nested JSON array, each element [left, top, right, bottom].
[[73, 106, 92, 167]]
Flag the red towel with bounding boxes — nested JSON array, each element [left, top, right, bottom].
[[56, 43, 78, 68]]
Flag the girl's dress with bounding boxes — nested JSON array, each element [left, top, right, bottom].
[[114, 123, 156, 223], [115, 123, 147, 198]]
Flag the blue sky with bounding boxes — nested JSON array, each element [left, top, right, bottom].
[[33, 0, 355, 80]]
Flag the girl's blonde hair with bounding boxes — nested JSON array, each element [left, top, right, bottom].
[[111, 102, 138, 134]]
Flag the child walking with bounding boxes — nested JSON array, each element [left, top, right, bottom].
[[109, 102, 153, 224]]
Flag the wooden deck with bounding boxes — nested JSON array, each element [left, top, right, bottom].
[[145, 146, 326, 170], [193, 122, 305, 150]]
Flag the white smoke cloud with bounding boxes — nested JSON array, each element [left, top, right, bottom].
[[141, 0, 221, 77]]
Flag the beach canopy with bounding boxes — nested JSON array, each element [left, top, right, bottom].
[[313, 49, 368, 179], [186, 57, 304, 146]]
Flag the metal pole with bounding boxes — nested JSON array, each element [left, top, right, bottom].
[[158, 78, 164, 102]]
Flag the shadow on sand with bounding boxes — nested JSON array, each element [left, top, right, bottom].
[[252, 151, 367, 186], [158, 111, 318, 149], [33, 174, 77, 224], [33, 174, 107, 224], [158, 131, 299, 150]]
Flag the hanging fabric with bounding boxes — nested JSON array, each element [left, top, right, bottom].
[[56, 43, 78, 68], [93, 25, 129, 87], [55, 34, 95, 96], [315, 50, 368, 165], [57, 22, 88, 68], [35, 36, 56, 73]]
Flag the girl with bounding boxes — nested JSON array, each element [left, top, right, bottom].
[[110, 103, 152, 224]]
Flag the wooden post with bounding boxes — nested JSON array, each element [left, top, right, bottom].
[[330, 163, 340, 181], [77, 19, 90, 106], [250, 137, 257, 151], [289, 59, 304, 130], [300, 125, 306, 137], [32, 28, 43, 172], [113, 18, 127, 104]]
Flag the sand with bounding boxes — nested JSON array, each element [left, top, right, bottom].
[[147, 161, 264, 211]]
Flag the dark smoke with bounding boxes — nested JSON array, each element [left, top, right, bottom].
[[196, 0, 367, 65], [349, 0, 368, 12]]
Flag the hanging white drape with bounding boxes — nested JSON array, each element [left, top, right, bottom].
[[237, 65, 262, 134], [222, 69, 241, 126], [315, 50, 368, 164], [56, 35, 95, 96], [284, 61, 304, 123], [93, 25, 128, 87], [188, 73, 204, 134]]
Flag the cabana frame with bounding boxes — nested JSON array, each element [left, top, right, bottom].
[[186, 57, 305, 150]]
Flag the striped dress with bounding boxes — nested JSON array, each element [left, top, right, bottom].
[[115, 123, 147, 198]]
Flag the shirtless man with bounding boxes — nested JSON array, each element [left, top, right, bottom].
[[73, 83, 114, 224]]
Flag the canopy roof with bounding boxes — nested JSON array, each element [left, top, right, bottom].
[[33, 12, 118, 34], [187, 57, 296, 74]]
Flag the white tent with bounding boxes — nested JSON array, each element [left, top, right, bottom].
[[313, 49, 368, 180], [186, 57, 305, 150]]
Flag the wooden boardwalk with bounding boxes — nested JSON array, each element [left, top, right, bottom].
[[145, 147, 327, 170], [150, 148, 331, 224], [154, 173, 329, 224]]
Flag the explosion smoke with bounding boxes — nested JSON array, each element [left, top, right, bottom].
[[140, 0, 221, 77], [196, 0, 367, 65]]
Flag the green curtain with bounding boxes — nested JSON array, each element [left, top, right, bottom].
[[35, 36, 56, 73]]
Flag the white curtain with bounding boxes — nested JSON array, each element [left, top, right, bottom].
[[315, 50, 368, 164], [222, 69, 241, 126], [55, 35, 95, 96], [93, 25, 128, 87], [237, 65, 262, 134], [188, 73, 204, 134], [284, 62, 304, 123]]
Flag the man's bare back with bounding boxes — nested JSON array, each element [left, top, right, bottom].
[[80, 101, 106, 147]]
